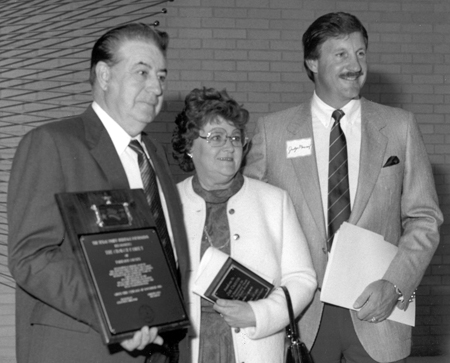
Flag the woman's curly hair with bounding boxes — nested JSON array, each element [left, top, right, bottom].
[[172, 87, 249, 172]]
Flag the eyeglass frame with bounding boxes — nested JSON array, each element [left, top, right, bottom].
[[197, 128, 249, 148]]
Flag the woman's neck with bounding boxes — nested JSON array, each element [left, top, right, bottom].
[[198, 178, 233, 191], [197, 174, 237, 191]]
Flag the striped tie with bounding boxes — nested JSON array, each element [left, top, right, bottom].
[[327, 109, 351, 251], [129, 140, 178, 275]]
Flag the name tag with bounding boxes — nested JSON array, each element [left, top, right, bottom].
[[286, 138, 312, 158]]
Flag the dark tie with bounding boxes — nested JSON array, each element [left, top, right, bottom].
[[128, 140, 178, 275], [327, 109, 351, 251]]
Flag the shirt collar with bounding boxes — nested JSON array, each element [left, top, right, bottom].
[[312, 92, 360, 128], [92, 101, 141, 155]]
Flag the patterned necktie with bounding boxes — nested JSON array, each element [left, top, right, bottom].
[[327, 109, 351, 251], [128, 140, 177, 274]]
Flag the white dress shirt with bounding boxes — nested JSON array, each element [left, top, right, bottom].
[[92, 102, 177, 260], [311, 93, 362, 226]]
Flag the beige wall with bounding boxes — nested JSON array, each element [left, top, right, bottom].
[[1, 0, 449, 361]]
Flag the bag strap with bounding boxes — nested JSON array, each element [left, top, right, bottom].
[[281, 285, 300, 340]]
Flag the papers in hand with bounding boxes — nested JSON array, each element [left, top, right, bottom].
[[193, 247, 274, 303], [321, 222, 415, 326]]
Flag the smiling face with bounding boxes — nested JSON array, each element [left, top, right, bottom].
[[191, 117, 243, 191], [306, 32, 367, 109], [97, 39, 167, 136]]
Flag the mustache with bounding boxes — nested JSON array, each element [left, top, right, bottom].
[[340, 71, 364, 79]]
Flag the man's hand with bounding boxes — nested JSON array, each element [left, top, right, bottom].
[[120, 326, 163, 351], [353, 279, 399, 323], [214, 299, 256, 328]]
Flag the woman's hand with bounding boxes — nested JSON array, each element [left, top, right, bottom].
[[120, 326, 164, 351], [214, 299, 256, 328]]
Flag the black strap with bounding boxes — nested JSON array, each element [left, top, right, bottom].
[[281, 286, 300, 341]]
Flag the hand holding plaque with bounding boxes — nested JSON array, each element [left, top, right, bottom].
[[56, 189, 189, 345]]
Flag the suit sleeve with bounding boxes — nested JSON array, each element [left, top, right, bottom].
[[243, 117, 269, 182], [383, 114, 443, 309], [245, 192, 317, 339], [7, 127, 98, 329]]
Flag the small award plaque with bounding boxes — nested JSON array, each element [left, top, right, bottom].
[[204, 258, 274, 302], [193, 247, 274, 303], [55, 189, 189, 345]]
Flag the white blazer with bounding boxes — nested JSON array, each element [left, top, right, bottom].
[[178, 175, 317, 363]]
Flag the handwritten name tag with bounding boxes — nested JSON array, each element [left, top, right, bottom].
[[286, 138, 312, 158]]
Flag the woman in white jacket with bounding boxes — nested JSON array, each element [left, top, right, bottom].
[[172, 87, 317, 363]]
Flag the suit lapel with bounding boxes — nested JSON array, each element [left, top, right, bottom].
[[141, 135, 179, 231], [288, 101, 327, 240], [140, 134, 170, 200], [82, 106, 129, 190], [141, 135, 189, 278], [350, 98, 388, 224]]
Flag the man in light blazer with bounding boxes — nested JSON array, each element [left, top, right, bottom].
[[8, 24, 189, 363], [244, 12, 442, 363]]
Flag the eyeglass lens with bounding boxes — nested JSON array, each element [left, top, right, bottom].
[[204, 128, 246, 147]]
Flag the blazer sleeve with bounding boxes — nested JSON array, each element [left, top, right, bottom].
[[243, 117, 269, 182], [245, 191, 317, 339], [383, 113, 443, 309], [7, 127, 98, 329]]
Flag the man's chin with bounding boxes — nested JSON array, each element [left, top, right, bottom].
[[136, 108, 157, 122], [132, 113, 155, 127], [141, 116, 156, 125], [342, 84, 363, 99]]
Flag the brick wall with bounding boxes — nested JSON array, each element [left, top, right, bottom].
[[0, 0, 449, 361]]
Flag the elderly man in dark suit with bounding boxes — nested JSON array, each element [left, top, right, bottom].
[[8, 23, 189, 363], [244, 12, 442, 363]]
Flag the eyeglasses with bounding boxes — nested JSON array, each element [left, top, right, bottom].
[[198, 128, 248, 147]]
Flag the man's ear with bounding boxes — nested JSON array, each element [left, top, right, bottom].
[[96, 61, 111, 91], [305, 58, 318, 74]]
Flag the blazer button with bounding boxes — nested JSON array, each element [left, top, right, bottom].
[[229, 208, 235, 214], [233, 234, 240, 240], [234, 327, 240, 333]]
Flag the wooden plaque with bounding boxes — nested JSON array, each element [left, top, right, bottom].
[[55, 189, 189, 345]]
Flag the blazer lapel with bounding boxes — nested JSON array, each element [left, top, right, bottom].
[[82, 106, 129, 190], [288, 102, 327, 240], [350, 98, 388, 224]]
